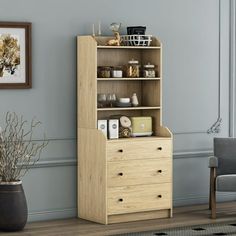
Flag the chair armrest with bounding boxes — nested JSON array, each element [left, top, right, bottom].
[[208, 156, 218, 168]]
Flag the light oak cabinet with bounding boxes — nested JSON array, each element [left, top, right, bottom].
[[77, 36, 173, 224]]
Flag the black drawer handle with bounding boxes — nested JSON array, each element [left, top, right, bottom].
[[157, 195, 162, 198], [118, 198, 123, 202], [157, 170, 162, 173], [157, 147, 162, 151], [118, 172, 123, 176], [118, 149, 123, 153]]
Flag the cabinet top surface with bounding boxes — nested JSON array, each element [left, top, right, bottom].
[[107, 136, 172, 143], [77, 35, 162, 48]]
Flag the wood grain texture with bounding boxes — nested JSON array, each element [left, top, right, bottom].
[[77, 36, 97, 129], [107, 158, 172, 187], [97, 109, 142, 120], [210, 167, 216, 219], [78, 128, 107, 224], [97, 48, 141, 67], [77, 36, 173, 224], [107, 139, 172, 161], [156, 126, 173, 138], [97, 106, 160, 111], [142, 110, 161, 133], [97, 77, 161, 81], [108, 209, 171, 223], [95, 36, 161, 47], [142, 80, 161, 107], [97, 80, 142, 104], [108, 183, 172, 215]]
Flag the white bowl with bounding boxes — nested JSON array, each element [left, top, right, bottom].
[[119, 98, 130, 103]]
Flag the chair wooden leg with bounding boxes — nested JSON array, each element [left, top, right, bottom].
[[210, 167, 216, 219], [209, 180, 211, 210], [211, 190, 216, 219]]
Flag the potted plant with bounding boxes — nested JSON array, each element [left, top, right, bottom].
[[0, 112, 48, 231]]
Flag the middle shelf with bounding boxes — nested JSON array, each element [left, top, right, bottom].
[[97, 106, 161, 111]]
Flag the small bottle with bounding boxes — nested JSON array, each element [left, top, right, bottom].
[[131, 93, 139, 107]]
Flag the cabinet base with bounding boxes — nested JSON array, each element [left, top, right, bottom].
[[108, 209, 172, 224]]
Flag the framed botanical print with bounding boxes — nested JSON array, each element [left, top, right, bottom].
[[0, 22, 31, 89]]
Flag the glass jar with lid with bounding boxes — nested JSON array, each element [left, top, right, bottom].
[[143, 63, 156, 78], [111, 66, 123, 78], [126, 59, 140, 78], [97, 66, 111, 78]]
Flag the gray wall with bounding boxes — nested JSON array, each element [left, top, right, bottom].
[[0, 0, 234, 222]]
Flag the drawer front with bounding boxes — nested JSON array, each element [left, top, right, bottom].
[[108, 159, 172, 187], [107, 139, 172, 161], [108, 183, 172, 215]]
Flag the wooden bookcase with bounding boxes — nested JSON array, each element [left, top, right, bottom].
[[77, 36, 173, 224]]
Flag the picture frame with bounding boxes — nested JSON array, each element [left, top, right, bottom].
[[0, 22, 31, 89]]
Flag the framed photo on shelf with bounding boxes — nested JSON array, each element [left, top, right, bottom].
[[0, 22, 31, 89]]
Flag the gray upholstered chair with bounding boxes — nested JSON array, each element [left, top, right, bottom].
[[209, 137, 236, 219]]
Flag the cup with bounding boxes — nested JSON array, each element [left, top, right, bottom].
[[97, 93, 106, 108]]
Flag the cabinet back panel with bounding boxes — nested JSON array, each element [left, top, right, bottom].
[[97, 110, 142, 120], [142, 80, 161, 106], [142, 110, 161, 133], [97, 81, 142, 103], [98, 49, 141, 67]]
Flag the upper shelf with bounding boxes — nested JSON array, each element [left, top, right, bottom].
[[97, 77, 161, 81], [97, 46, 161, 50]]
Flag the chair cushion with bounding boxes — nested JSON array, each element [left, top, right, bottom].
[[216, 175, 236, 192], [214, 138, 236, 175]]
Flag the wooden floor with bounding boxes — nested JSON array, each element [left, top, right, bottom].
[[2, 202, 236, 236]]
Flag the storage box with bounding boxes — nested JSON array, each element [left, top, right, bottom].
[[97, 120, 107, 138], [108, 119, 119, 139], [131, 117, 152, 137]]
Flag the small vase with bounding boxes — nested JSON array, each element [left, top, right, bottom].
[[0, 181, 28, 231], [131, 93, 139, 107]]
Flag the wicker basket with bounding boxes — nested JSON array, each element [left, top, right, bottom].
[[121, 35, 152, 46]]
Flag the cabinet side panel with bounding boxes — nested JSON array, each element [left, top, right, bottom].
[[77, 36, 97, 129], [78, 128, 107, 224]]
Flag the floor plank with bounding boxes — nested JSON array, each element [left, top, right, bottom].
[[2, 202, 236, 236]]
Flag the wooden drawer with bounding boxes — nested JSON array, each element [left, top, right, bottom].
[[108, 159, 172, 187], [107, 139, 172, 161], [108, 183, 172, 215]]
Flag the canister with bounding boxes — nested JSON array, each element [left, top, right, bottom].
[[143, 63, 156, 78], [111, 66, 123, 78], [126, 59, 140, 78], [97, 66, 111, 78]]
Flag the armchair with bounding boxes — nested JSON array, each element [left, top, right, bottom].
[[209, 138, 236, 219]]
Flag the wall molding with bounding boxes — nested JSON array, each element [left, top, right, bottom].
[[32, 150, 213, 169], [174, 192, 236, 207], [28, 207, 77, 222], [31, 158, 77, 168], [229, 0, 236, 137], [174, 0, 226, 135], [173, 150, 213, 159]]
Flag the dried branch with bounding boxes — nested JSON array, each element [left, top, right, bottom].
[[0, 112, 48, 182]]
